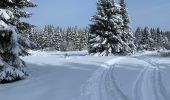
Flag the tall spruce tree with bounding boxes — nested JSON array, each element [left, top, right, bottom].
[[138, 27, 154, 51], [88, 0, 135, 56], [155, 28, 169, 50], [12, 0, 36, 55], [134, 27, 143, 49], [119, 0, 136, 53], [0, 0, 36, 83]]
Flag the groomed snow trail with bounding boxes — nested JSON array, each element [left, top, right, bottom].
[[78, 57, 129, 100], [78, 55, 170, 100], [133, 56, 170, 100], [1, 51, 170, 100]]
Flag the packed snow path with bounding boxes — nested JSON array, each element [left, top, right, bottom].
[[133, 56, 170, 100], [78, 57, 130, 100], [0, 51, 114, 100], [78, 55, 170, 100], [0, 51, 170, 100]]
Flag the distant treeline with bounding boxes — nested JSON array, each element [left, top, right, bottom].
[[135, 27, 170, 51], [28, 25, 170, 51], [28, 25, 89, 51]]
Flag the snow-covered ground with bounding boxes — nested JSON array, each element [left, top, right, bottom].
[[0, 51, 170, 100]]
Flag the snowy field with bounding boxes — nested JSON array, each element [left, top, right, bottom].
[[0, 51, 170, 100]]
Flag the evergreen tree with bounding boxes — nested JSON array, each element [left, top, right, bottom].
[[155, 28, 162, 49], [88, 0, 134, 56], [138, 27, 154, 51], [119, 0, 136, 53], [150, 28, 156, 50], [71, 26, 78, 50], [134, 27, 143, 49], [161, 31, 169, 50], [150, 28, 169, 50], [79, 27, 89, 50], [0, 0, 36, 83], [52, 27, 62, 50], [43, 25, 53, 48], [165, 31, 170, 50], [83, 27, 89, 50], [13, 0, 37, 55], [165, 31, 170, 41], [29, 28, 43, 49]]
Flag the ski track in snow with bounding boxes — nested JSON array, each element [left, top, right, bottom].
[[133, 56, 170, 100], [78, 57, 130, 100], [78, 56, 170, 100], [1, 51, 170, 100]]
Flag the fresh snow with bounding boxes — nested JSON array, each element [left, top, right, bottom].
[[0, 9, 11, 20], [0, 20, 9, 30], [0, 51, 170, 100]]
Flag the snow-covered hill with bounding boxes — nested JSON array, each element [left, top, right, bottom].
[[0, 51, 170, 100]]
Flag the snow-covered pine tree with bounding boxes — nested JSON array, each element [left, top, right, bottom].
[[138, 27, 154, 51], [0, 0, 22, 83], [151, 28, 161, 50], [57, 27, 65, 51], [0, 0, 36, 83], [88, 0, 134, 56], [64, 27, 73, 51], [43, 25, 53, 49], [36, 29, 47, 49], [83, 27, 89, 50], [155, 28, 169, 50], [134, 27, 143, 49], [52, 27, 62, 50], [161, 31, 169, 50], [29, 28, 42, 49], [0, 9, 22, 83], [12, 0, 37, 55], [166, 31, 170, 42], [59, 28, 68, 51], [70, 26, 77, 51], [79, 27, 89, 50], [150, 28, 157, 50], [119, 0, 136, 54]]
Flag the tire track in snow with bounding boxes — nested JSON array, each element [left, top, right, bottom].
[[76, 56, 169, 100], [78, 57, 129, 100], [133, 57, 170, 100]]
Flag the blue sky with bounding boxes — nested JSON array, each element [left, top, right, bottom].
[[27, 0, 170, 31]]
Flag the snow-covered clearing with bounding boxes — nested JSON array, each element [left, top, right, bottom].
[[0, 51, 170, 100]]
